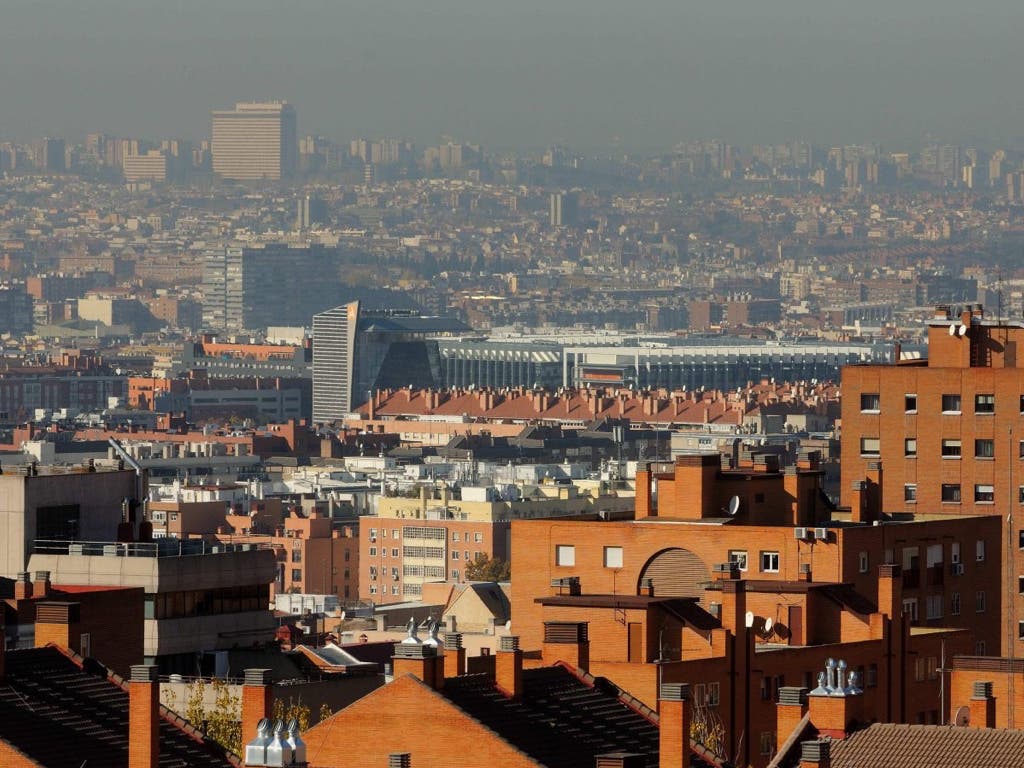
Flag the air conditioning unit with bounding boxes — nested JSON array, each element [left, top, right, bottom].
[[794, 527, 809, 540], [813, 527, 829, 541], [951, 563, 965, 576]]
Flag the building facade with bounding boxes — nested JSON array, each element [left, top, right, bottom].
[[211, 101, 297, 180]]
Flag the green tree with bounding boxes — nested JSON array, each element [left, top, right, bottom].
[[464, 554, 511, 582]]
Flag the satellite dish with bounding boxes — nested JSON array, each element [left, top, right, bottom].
[[745, 610, 755, 628], [955, 706, 970, 726], [958, 324, 968, 337], [948, 324, 957, 336], [340, 611, 346, 621], [763, 617, 774, 635], [728, 496, 741, 516]]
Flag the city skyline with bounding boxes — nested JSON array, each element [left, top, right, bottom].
[[4, 0, 1024, 150]]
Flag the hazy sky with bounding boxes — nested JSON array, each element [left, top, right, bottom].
[[2, 0, 1023, 150]]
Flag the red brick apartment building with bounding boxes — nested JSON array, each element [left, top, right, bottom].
[[504, 454, 1002, 767], [842, 303, 1024, 655]]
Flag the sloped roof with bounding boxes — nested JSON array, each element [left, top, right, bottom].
[[829, 723, 1024, 767], [0, 645, 239, 768], [440, 665, 660, 768]]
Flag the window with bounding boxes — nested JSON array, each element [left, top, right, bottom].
[[941, 484, 961, 503], [904, 484, 917, 502], [291, 548, 302, 563], [951, 592, 961, 616], [941, 439, 962, 458], [381, 549, 387, 558], [707, 682, 720, 706], [391, 548, 399, 557], [903, 598, 918, 622], [604, 546, 624, 568], [976, 540, 986, 562], [1019, 621, 1024, 641], [369, 547, 377, 556], [926, 544, 943, 568], [729, 550, 749, 571], [760, 732, 775, 756], [392, 585, 399, 595], [291, 569, 302, 582], [905, 394, 918, 412], [392, 529, 399, 539], [904, 438, 918, 457], [926, 595, 943, 620], [860, 437, 880, 456], [975, 439, 995, 458], [866, 664, 878, 687], [976, 590, 987, 612], [860, 393, 880, 412], [914, 657, 926, 682], [452, 532, 460, 542], [556, 545, 575, 566], [942, 394, 962, 413], [760, 551, 780, 573], [951, 542, 961, 564], [975, 394, 995, 414], [1019, 576, 1024, 595], [475, 532, 483, 543], [976, 641, 986, 655], [80, 633, 91, 658], [451, 551, 460, 560], [451, 570, 460, 580], [975, 485, 995, 503], [859, 551, 869, 573]]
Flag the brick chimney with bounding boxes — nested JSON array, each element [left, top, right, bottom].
[[33, 571, 51, 599], [496, 635, 523, 700], [807, 659, 863, 740], [969, 681, 996, 728], [392, 643, 442, 690], [636, 464, 654, 518], [128, 664, 160, 768], [798, 739, 831, 768], [241, 669, 274, 749], [595, 753, 645, 768], [776, 687, 809, 746], [13, 571, 32, 600], [542, 621, 589, 671], [658, 682, 690, 768], [443, 633, 465, 679]]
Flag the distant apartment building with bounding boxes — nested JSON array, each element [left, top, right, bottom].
[[211, 101, 297, 180], [312, 301, 469, 422], [550, 191, 580, 227], [122, 149, 169, 182], [31, 137, 66, 172], [359, 482, 634, 604], [0, 283, 33, 336], [201, 242, 342, 331]]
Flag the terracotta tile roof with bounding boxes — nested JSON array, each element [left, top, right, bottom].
[[830, 723, 1024, 768], [0, 645, 239, 768]]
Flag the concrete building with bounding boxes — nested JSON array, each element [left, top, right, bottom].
[[549, 191, 579, 227], [122, 149, 169, 182], [211, 101, 297, 180], [312, 301, 469, 422]]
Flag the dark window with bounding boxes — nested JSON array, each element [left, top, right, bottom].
[[942, 394, 961, 412], [860, 393, 880, 411], [975, 439, 995, 458], [35, 504, 81, 540], [941, 484, 961, 502], [941, 439, 962, 457], [905, 394, 918, 412], [975, 394, 995, 414]]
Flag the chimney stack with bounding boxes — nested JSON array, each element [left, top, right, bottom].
[[969, 681, 996, 729], [496, 635, 523, 700], [799, 739, 831, 768], [658, 682, 690, 768], [443, 633, 466, 679], [392, 643, 442, 690], [542, 621, 589, 671], [13, 571, 32, 601], [776, 687, 809, 747], [32, 571, 50, 599], [128, 664, 160, 768], [807, 658, 863, 740], [241, 669, 274, 752]]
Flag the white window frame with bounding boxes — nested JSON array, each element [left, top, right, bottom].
[[603, 546, 624, 569], [760, 551, 780, 573], [556, 544, 576, 566], [728, 550, 749, 571]]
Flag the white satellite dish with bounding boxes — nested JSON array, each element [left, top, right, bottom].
[[745, 610, 755, 628], [340, 611, 346, 621], [763, 617, 774, 635], [958, 324, 968, 337], [728, 496, 741, 516], [948, 324, 957, 336]]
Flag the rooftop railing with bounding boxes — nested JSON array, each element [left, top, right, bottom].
[[32, 539, 274, 558]]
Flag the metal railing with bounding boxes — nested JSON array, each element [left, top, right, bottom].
[[32, 539, 275, 559]]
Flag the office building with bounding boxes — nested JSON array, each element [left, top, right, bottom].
[[31, 137, 66, 172], [211, 101, 297, 180], [122, 149, 168, 182], [549, 191, 579, 227], [842, 303, 1024, 655], [312, 301, 469, 423], [0, 283, 33, 336], [297, 195, 328, 229]]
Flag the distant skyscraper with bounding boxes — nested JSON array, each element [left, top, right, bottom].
[[211, 102, 297, 180], [32, 138, 66, 172], [312, 302, 360, 423], [296, 196, 327, 229], [122, 150, 168, 183], [550, 192, 579, 227]]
